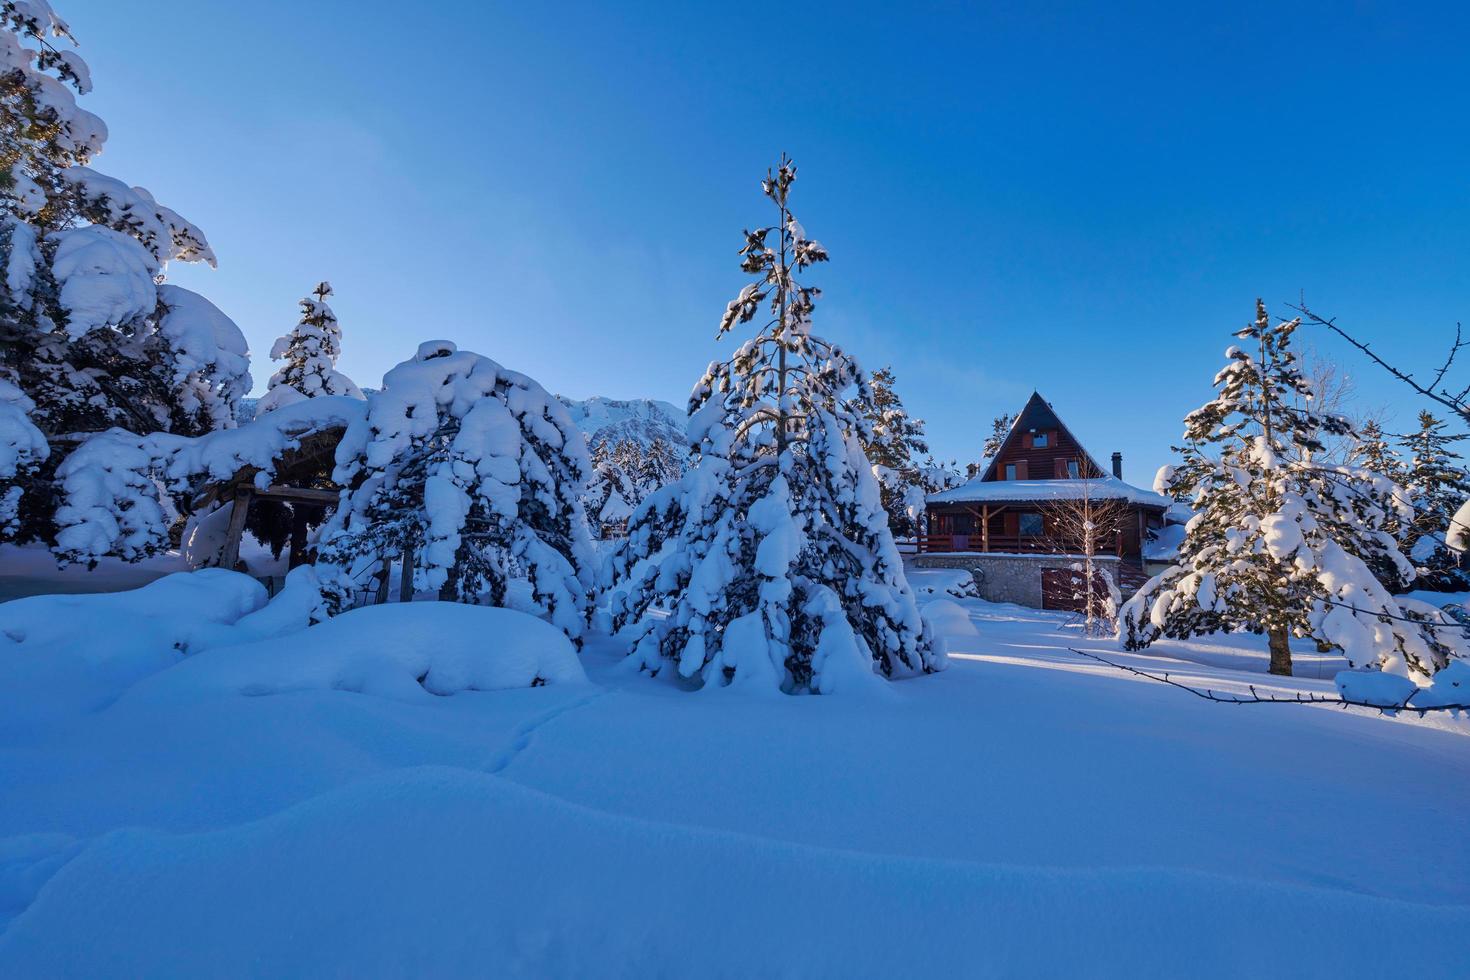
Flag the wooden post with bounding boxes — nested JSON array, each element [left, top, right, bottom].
[[374, 557, 391, 605], [287, 507, 309, 569], [219, 489, 252, 571], [982, 505, 989, 553], [398, 544, 415, 603]]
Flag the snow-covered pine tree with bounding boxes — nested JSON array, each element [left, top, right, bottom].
[[1399, 410, 1470, 591], [316, 340, 595, 642], [602, 156, 940, 693], [584, 438, 637, 538], [859, 365, 931, 538], [1120, 300, 1465, 681], [635, 436, 682, 495], [0, 1, 248, 543], [1351, 419, 1404, 478], [256, 282, 362, 414], [981, 413, 1014, 464]]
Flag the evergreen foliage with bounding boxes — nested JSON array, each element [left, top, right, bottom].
[[316, 341, 595, 643], [1399, 410, 1470, 590], [256, 282, 362, 414], [601, 157, 940, 693], [859, 365, 931, 537], [1120, 300, 1465, 681], [0, 1, 248, 544]]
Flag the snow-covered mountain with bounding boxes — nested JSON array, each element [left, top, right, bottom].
[[557, 395, 689, 452]]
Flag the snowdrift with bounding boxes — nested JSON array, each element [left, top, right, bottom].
[[1, 766, 1465, 976], [0, 569, 267, 729], [124, 602, 588, 705]]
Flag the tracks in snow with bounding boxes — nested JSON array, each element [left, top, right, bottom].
[[484, 688, 610, 775]]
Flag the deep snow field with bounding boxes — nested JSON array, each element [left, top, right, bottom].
[[1, 560, 1467, 978]]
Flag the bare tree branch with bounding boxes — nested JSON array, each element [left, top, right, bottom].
[[1065, 647, 1470, 716]]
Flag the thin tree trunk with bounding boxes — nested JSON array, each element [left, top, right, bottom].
[[1268, 626, 1293, 676], [399, 543, 415, 603]]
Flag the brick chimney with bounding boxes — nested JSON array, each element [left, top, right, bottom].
[[1111, 452, 1123, 480]]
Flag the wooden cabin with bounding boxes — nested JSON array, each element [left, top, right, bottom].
[[915, 392, 1171, 610]]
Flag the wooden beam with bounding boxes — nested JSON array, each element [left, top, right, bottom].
[[219, 489, 252, 571], [256, 485, 340, 505]]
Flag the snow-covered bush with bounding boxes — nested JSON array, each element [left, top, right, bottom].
[[256, 282, 363, 415], [1121, 301, 1468, 682], [124, 602, 588, 705], [317, 341, 595, 642], [602, 157, 940, 693], [0, 2, 248, 544]]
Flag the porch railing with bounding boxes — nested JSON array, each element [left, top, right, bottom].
[[913, 533, 1123, 556]]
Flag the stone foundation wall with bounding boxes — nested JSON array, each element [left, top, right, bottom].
[[911, 553, 1120, 609]]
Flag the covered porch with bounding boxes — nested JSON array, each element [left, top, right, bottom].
[[917, 502, 1128, 556]]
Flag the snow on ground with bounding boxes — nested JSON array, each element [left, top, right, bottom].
[[0, 566, 1467, 975]]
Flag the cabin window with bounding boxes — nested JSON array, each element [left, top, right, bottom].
[[1067, 459, 1080, 479], [1020, 513, 1044, 536], [1005, 464, 1017, 481], [1032, 432, 1048, 448]]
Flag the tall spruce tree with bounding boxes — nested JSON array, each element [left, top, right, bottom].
[[601, 156, 940, 693], [0, 1, 248, 543], [1399, 410, 1470, 590], [1121, 300, 1465, 681], [860, 365, 931, 537], [256, 282, 362, 414]]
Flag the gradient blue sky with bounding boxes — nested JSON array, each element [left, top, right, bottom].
[[68, 0, 1467, 481]]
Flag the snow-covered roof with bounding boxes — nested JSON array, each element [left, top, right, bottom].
[[928, 476, 1172, 508]]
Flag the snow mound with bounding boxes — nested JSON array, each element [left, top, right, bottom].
[[1410, 659, 1470, 712], [921, 598, 979, 639], [126, 602, 588, 705], [1334, 669, 1418, 709], [910, 568, 980, 600], [0, 569, 266, 728]]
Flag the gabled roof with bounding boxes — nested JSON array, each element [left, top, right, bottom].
[[978, 391, 1108, 483]]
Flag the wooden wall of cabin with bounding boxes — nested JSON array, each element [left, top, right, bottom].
[[992, 427, 1103, 481]]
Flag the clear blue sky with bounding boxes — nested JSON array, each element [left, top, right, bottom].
[[69, 0, 1467, 482]]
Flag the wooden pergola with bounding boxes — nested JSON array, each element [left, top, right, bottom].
[[191, 427, 346, 574]]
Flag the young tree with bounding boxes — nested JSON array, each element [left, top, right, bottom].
[[0, 1, 248, 543], [1350, 419, 1405, 479], [256, 282, 362, 414], [317, 341, 595, 642], [1399, 410, 1470, 591], [859, 365, 931, 538], [1120, 301, 1464, 681], [602, 156, 940, 693], [1043, 476, 1129, 637], [981, 413, 1014, 464]]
